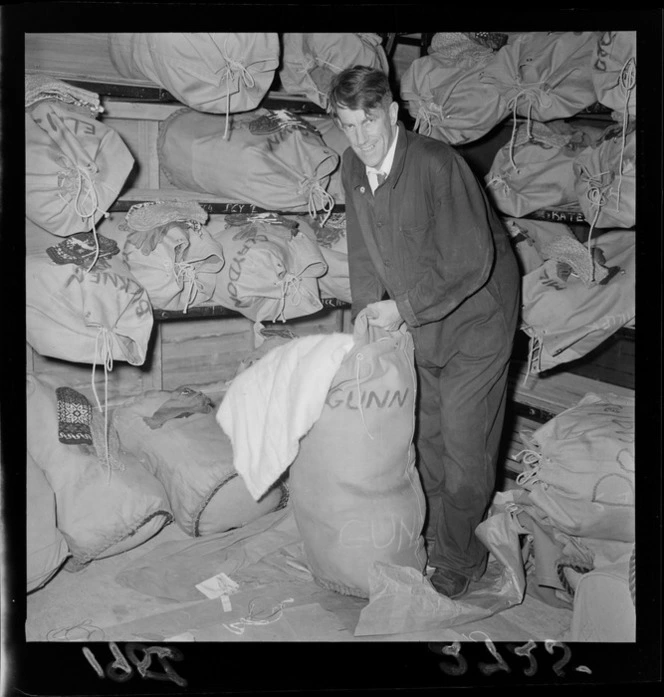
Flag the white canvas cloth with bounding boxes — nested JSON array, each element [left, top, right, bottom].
[[216, 333, 354, 500]]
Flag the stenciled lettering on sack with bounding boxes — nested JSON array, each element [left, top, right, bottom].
[[326, 387, 409, 410], [593, 31, 616, 72], [66, 267, 143, 296], [33, 112, 97, 137], [226, 234, 269, 308], [339, 513, 420, 551]]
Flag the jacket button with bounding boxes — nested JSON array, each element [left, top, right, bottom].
[[377, 221, 383, 227], [384, 259, 392, 267], [360, 186, 366, 193]]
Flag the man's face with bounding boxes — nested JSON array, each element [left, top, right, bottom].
[[335, 101, 399, 169]]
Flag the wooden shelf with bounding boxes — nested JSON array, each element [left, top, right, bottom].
[[111, 187, 345, 216], [152, 297, 349, 322]]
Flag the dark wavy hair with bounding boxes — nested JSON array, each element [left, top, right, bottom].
[[328, 66, 393, 116]]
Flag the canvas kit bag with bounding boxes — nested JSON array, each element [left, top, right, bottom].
[[158, 107, 339, 218], [108, 33, 280, 115], [26, 93, 134, 238], [289, 310, 427, 598]]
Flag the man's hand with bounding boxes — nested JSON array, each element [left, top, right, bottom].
[[364, 300, 404, 331]]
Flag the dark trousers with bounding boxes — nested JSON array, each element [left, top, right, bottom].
[[414, 277, 519, 580]]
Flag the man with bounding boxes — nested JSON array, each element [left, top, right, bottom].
[[328, 66, 520, 599]]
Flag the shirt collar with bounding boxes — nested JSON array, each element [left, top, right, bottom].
[[365, 125, 399, 178]]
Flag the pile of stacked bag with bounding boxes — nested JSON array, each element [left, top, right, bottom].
[[25, 32, 372, 406], [402, 30, 636, 376], [482, 390, 635, 641]]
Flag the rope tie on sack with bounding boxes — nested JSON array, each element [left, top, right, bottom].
[[171, 260, 205, 314], [91, 326, 114, 481], [223, 597, 294, 636], [220, 37, 255, 141], [275, 272, 303, 322], [581, 170, 613, 283], [413, 102, 441, 137], [514, 449, 544, 488], [354, 353, 374, 440], [485, 173, 510, 197], [616, 57, 636, 211], [505, 82, 553, 170], [60, 161, 110, 273], [300, 170, 335, 226]]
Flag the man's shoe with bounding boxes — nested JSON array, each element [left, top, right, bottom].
[[430, 568, 471, 599]]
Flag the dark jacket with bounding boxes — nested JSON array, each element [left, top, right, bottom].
[[341, 121, 520, 365]]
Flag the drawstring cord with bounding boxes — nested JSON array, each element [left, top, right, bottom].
[[581, 170, 613, 284], [503, 81, 553, 170], [91, 327, 113, 482], [59, 162, 111, 273], [223, 597, 294, 636], [171, 260, 205, 314], [514, 449, 543, 488], [485, 173, 510, 197], [355, 353, 374, 440], [275, 273, 303, 322], [220, 36, 255, 140], [616, 57, 636, 211], [413, 102, 442, 137], [300, 160, 335, 226]]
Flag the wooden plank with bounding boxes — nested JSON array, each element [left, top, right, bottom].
[[110, 188, 346, 215], [101, 99, 183, 121], [509, 360, 635, 418]]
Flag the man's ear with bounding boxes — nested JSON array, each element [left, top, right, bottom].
[[389, 101, 399, 125]]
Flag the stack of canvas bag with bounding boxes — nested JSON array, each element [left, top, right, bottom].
[[205, 213, 327, 327], [25, 74, 134, 238], [27, 373, 173, 569], [120, 200, 224, 312], [108, 33, 280, 115], [158, 108, 339, 219], [520, 229, 635, 374], [288, 311, 427, 598], [279, 33, 388, 109], [573, 125, 636, 231], [485, 120, 606, 218], [113, 386, 286, 538]]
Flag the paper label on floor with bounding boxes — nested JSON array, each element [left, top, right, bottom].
[[195, 571, 240, 599]]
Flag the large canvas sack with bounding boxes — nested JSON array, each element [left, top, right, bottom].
[[521, 229, 635, 372], [27, 451, 70, 593], [205, 214, 327, 323], [158, 107, 339, 216], [26, 248, 153, 366], [124, 222, 224, 312], [108, 33, 280, 114], [279, 33, 388, 109], [482, 32, 598, 123], [400, 53, 508, 145], [574, 127, 636, 230], [485, 120, 605, 218], [289, 311, 427, 598], [26, 374, 173, 566], [113, 387, 286, 537], [26, 99, 134, 237], [591, 31, 636, 119], [518, 392, 635, 502]]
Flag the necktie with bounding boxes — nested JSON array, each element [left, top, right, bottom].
[[376, 172, 387, 187]]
